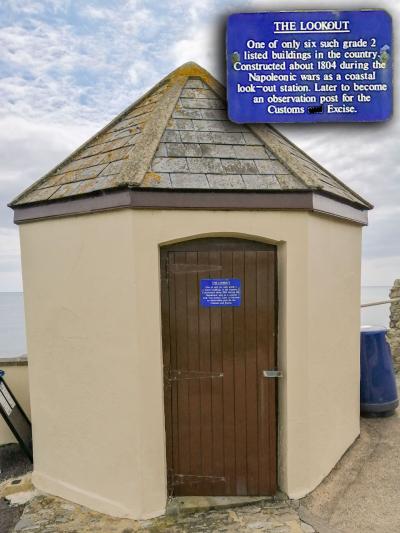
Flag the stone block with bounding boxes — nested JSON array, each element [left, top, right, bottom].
[[389, 279, 400, 372]]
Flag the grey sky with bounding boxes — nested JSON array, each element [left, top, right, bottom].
[[0, 0, 398, 291]]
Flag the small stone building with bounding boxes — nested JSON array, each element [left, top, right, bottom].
[[10, 63, 372, 519]]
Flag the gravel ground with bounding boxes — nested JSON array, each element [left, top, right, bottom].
[[0, 444, 32, 533], [0, 444, 32, 484], [0, 498, 25, 533]]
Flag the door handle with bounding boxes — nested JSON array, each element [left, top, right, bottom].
[[263, 370, 283, 378]]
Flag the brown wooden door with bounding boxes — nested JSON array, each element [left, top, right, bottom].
[[161, 238, 277, 497]]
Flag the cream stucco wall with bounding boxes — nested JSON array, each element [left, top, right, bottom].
[[283, 214, 361, 498], [0, 362, 30, 445], [19, 208, 362, 518]]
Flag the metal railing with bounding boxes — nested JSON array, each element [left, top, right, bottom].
[[361, 297, 400, 308]]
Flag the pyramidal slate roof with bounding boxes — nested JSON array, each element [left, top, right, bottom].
[[10, 62, 371, 210]]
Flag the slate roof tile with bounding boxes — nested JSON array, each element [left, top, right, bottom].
[[206, 174, 245, 189], [170, 173, 209, 188], [16, 185, 61, 204], [187, 157, 224, 174], [200, 109, 226, 120], [43, 164, 109, 188], [152, 157, 189, 173], [184, 79, 204, 89], [172, 106, 203, 119], [221, 159, 258, 175], [99, 160, 125, 176], [276, 174, 307, 190], [142, 172, 172, 188], [233, 146, 271, 160], [165, 143, 202, 157], [167, 118, 194, 130], [242, 132, 263, 146], [254, 160, 290, 175], [242, 175, 281, 190], [161, 130, 181, 143], [192, 119, 245, 133], [200, 144, 236, 158], [180, 98, 225, 110]]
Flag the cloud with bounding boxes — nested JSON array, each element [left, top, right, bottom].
[[0, 227, 22, 291], [2, 0, 70, 15]]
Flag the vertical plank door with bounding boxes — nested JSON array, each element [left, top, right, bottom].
[[161, 238, 277, 496]]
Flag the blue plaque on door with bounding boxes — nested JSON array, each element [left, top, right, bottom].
[[200, 278, 241, 307]]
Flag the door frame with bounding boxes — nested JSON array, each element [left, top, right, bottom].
[[160, 236, 279, 496]]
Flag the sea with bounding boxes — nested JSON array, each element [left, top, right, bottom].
[[0, 288, 393, 358]]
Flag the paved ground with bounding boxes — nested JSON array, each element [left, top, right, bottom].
[[299, 411, 400, 533], [3, 403, 400, 532], [11, 496, 316, 532]]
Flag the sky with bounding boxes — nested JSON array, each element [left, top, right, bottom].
[[0, 0, 399, 291]]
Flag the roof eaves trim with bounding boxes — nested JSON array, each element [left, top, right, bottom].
[[11, 188, 368, 226]]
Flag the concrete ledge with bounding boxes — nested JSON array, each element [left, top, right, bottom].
[[0, 356, 28, 367], [166, 493, 287, 516]]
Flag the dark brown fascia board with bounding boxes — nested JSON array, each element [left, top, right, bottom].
[[11, 188, 368, 226]]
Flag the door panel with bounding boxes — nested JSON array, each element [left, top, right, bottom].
[[161, 238, 277, 496]]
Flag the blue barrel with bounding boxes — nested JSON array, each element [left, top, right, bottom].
[[360, 326, 399, 417]]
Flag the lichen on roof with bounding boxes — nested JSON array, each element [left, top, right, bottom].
[[9, 62, 371, 210]]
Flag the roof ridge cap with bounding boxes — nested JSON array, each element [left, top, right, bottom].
[[248, 124, 372, 208], [268, 124, 371, 202], [119, 75, 188, 186]]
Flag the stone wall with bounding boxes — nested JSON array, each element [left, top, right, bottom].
[[388, 279, 400, 372]]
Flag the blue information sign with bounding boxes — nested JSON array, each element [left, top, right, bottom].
[[200, 278, 241, 307], [227, 10, 392, 123]]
